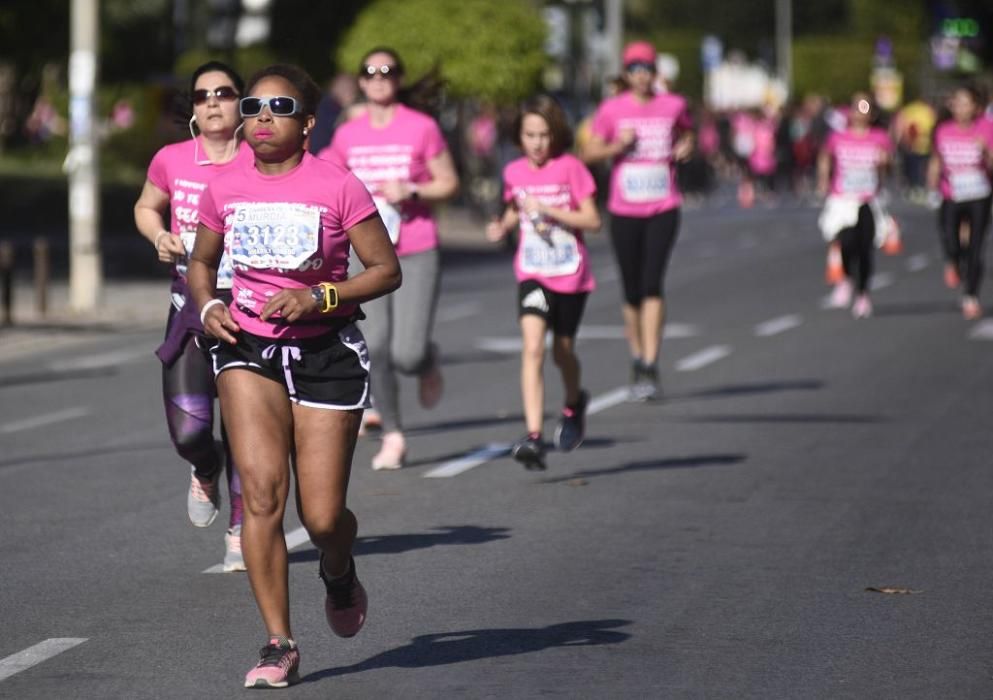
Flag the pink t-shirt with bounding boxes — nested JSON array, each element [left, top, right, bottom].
[[319, 104, 447, 257], [591, 91, 691, 217], [825, 127, 892, 202], [748, 117, 777, 175], [934, 120, 993, 202], [146, 139, 253, 288], [502, 154, 597, 294], [198, 153, 378, 339]]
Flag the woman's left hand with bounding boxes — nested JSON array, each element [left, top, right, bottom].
[[380, 180, 412, 204], [260, 288, 320, 323]]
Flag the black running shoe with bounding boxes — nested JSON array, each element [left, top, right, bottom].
[[512, 434, 547, 471], [554, 389, 589, 451]]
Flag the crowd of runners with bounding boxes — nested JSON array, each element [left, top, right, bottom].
[[132, 38, 993, 688]]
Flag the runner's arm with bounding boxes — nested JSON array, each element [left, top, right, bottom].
[[815, 148, 831, 196], [188, 223, 239, 343], [485, 205, 520, 242], [134, 180, 186, 261], [534, 196, 601, 233], [581, 131, 631, 164], [340, 213, 403, 303], [925, 152, 941, 192]]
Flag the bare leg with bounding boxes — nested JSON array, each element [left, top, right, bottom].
[[551, 334, 581, 406], [218, 369, 294, 639], [639, 297, 665, 365], [621, 303, 641, 360], [519, 315, 547, 435]]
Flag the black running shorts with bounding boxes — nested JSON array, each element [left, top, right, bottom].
[[517, 279, 588, 338]]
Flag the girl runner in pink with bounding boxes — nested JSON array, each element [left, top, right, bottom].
[[188, 63, 401, 689], [817, 92, 893, 319], [928, 84, 993, 319], [319, 47, 459, 470], [582, 41, 693, 401], [486, 95, 600, 470], [133, 61, 252, 569]]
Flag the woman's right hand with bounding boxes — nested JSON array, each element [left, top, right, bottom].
[[485, 219, 506, 242], [202, 304, 240, 344], [155, 231, 187, 264]]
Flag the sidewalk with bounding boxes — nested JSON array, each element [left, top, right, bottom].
[[0, 205, 498, 365]]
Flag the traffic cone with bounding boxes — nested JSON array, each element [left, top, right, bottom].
[[882, 215, 903, 255], [825, 242, 844, 285]]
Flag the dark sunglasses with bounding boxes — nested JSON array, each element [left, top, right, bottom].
[[362, 64, 399, 78], [239, 96, 301, 117], [192, 86, 239, 105], [624, 62, 656, 73]]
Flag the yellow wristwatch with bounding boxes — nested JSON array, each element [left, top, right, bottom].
[[310, 282, 339, 314]]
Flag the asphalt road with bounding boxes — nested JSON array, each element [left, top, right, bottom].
[[2, 195, 992, 699]]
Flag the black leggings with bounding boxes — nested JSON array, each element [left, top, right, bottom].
[[939, 196, 992, 296], [162, 305, 224, 481], [838, 203, 875, 294], [610, 209, 680, 306]]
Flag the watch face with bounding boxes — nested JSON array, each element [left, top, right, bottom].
[[311, 286, 324, 306]]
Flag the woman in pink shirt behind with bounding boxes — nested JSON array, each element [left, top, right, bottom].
[[189, 64, 401, 688], [927, 84, 993, 320], [582, 41, 693, 401], [319, 47, 459, 470], [816, 92, 893, 318], [133, 61, 252, 569], [486, 95, 601, 471]]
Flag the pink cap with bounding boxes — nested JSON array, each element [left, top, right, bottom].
[[622, 41, 656, 67]]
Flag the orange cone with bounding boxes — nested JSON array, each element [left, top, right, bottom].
[[825, 242, 844, 285], [883, 215, 903, 255]]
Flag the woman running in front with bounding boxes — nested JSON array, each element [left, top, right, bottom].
[[486, 95, 600, 470], [188, 63, 401, 689], [816, 92, 893, 319], [927, 84, 993, 320], [581, 41, 693, 401], [319, 46, 459, 470], [133, 61, 252, 570]]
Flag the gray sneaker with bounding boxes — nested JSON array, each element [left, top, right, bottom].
[[223, 524, 246, 572], [630, 362, 660, 402], [187, 465, 221, 527]]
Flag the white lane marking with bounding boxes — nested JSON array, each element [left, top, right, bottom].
[[436, 301, 481, 324], [48, 347, 150, 372], [906, 253, 929, 272], [476, 323, 698, 354], [675, 345, 731, 372], [203, 527, 312, 573], [968, 319, 993, 340], [0, 407, 90, 434], [587, 387, 631, 415], [0, 638, 87, 682], [870, 272, 894, 290], [754, 314, 802, 337], [423, 443, 512, 478]]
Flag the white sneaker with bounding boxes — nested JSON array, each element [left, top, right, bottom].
[[371, 431, 406, 471], [187, 465, 221, 528], [358, 409, 382, 437], [223, 524, 246, 572], [851, 294, 873, 319], [828, 279, 853, 309]]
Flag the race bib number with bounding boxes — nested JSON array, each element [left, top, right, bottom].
[[519, 221, 581, 277], [840, 167, 878, 196], [229, 202, 320, 270], [373, 196, 402, 244], [950, 169, 991, 202], [619, 163, 670, 203]]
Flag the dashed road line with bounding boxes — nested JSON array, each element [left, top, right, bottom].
[[423, 443, 512, 478], [675, 345, 731, 372], [0, 638, 87, 683], [476, 323, 698, 354], [870, 272, 894, 290], [0, 407, 90, 434], [906, 253, 929, 272], [968, 319, 993, 341], [436, 301, 482, 323], [754, 314, 802, 337]]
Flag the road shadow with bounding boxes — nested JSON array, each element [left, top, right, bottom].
[[404, 413, 527, 437], [0, 365, 117, 388], [288, 525, 512, 563], [301, 618, 632, 681], [539, 453, 746, 484], [0, 441, 171, 470], [666, 379, 824, 402], [677, 413, 882, 424], [871, 300, 960, 317]]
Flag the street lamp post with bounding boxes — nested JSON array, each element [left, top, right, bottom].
[[67, 0, 102, 312], [775, 0, 793, 94]]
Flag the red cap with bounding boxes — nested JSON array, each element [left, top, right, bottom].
[[622, 41, 656, 67]]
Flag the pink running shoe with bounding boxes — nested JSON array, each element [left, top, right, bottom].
[[851, 294, 873, 319], [828, 279, 853, 309], [962, 296, 982, 320], [358, 408, 382, 437], [319, 555, 368, 638], [944, 263, 961, 289], [371, 431, 406, 471], [244, 637, 300, 689]]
